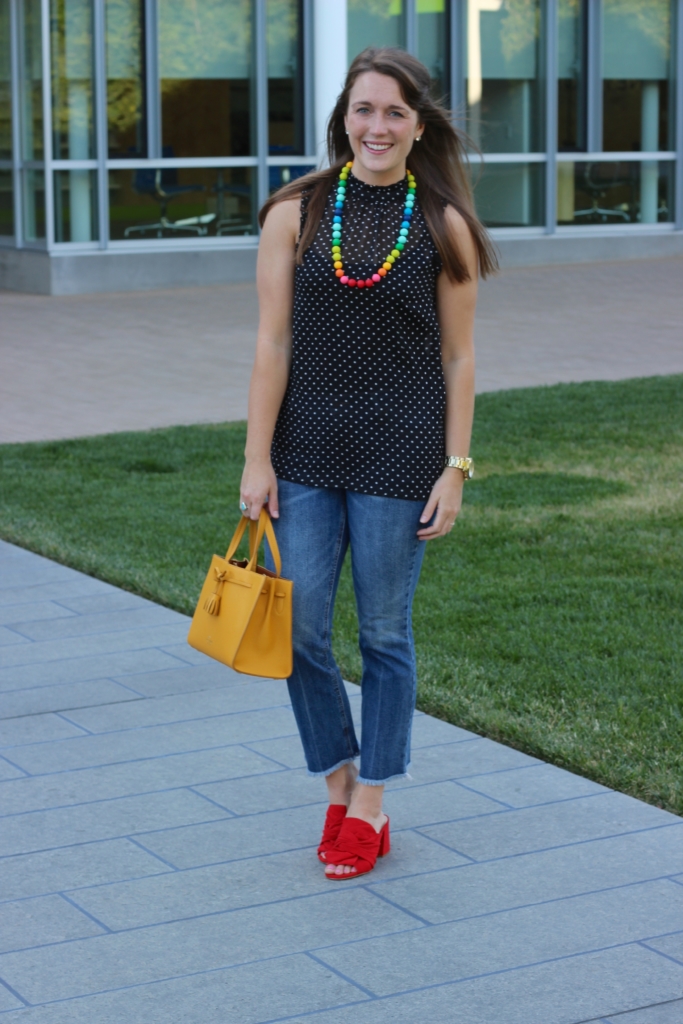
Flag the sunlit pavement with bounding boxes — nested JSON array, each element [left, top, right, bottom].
[[2, 256, 683, 444]]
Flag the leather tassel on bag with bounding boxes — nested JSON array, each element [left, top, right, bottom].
[[204, 568, 228, 616]]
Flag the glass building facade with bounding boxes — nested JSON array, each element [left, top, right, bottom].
[[1, 0, 682, 291]]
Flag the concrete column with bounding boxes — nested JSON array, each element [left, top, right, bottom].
[[640, 81, 659, 224], [313, 0, 347, 164]]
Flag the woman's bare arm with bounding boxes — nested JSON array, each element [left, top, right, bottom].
[[417, 206, 479, 539], [240, 196, 300, 520]]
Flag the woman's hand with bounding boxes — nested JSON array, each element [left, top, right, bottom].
[[240, 458, 279, 521], [417, 469, 464, 540]]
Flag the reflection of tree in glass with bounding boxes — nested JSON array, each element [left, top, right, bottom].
[[348, 0, 401, 20], [158, 0, 251, 107], [267, 0, 298, 77], [106, 0, 143, 139], [499, 0, 539, 64], [558, 0, 580, 21], [107, 79, 142, 138], [603, 0, 670, 58], [50, 0, 93, 150]]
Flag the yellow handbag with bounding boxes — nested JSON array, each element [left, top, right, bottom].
[[187, 509, 293, 679]]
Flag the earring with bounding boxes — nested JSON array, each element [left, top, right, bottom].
[[415, 136, 422, 142], [345, 130, 349, 135]]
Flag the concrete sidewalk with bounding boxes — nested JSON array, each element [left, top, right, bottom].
[[1, 538, 683, 1023], [2, 256, 683, 444]]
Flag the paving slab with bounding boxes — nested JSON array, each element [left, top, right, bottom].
[[69, 831, 468, 930], [0, 712, 89, 747], [267, 946, 683, 1024], [314, 879, 683, 997], [0, 541, 681, 1023], [461, 760, 610, 807], [0, 894, 105, 953], [0, 888, 417, 1004], [0, 746, 281, 817], [0, 953, 368, 1024], [418, 790, 678, 861], [0, 839, 170, 902], [603, 1000, 683, 1023], [370, 822, 683, 924], [62, 677, 291, 732], [0, 648, 186, 691], [0, 679, 143, 719]]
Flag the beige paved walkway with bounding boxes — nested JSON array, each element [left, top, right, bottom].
[[2, 257, 682, 444]]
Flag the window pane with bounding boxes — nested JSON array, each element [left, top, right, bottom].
[[602, 0, 673, 152], [159, 0, 253, 158], [348, 0, 405, 65], [471, 161, 544, 226], [268, 0, 303, 156], [418, 0, 448, 101], [558, 0, 586, 151], [269, 163, 314, 194], [51, 0, 95, 159], [557, 159, 674, 225], [0, 169, 13, 236], [106, 0, 146, 157], [22, 167, 45, 239], [54, 168, 98, 240], [466, 0, 544, 153], [0, 0, 11, 160], [108, 166, 256, 238], [20, 0, 43, 160]]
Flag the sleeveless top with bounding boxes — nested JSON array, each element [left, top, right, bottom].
[[271, 172, 446, 502]]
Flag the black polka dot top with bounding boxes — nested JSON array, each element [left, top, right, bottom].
[[271, 172, 446, 502]]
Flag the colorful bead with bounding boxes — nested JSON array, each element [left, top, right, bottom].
[[331, 165, 416, 289]]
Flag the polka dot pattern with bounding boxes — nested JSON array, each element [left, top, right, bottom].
[[271, 173, 446, 501]]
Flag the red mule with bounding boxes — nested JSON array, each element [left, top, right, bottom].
[[317, 804, 347, 862], [324, 816, 390, 880]]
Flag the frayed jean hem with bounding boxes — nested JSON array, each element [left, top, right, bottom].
[[306, 756, 357, 780], [357, 765, 412, 787]]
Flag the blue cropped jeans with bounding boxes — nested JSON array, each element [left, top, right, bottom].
[[269, 479, 428, 785]]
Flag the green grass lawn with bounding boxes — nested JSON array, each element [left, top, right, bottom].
[[1, 375, 682, 813]]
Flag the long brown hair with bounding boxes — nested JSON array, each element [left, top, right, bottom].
[[259, 47, 498, 281]]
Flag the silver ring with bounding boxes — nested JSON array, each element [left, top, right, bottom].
[[239, 501, 249, 512]]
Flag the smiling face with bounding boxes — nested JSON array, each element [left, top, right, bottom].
[[344, 71, 423, 186]]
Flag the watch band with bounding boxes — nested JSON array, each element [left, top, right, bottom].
[[444, 456, 474, 479]]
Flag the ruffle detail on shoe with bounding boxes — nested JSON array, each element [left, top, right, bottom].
[[317, 804, 347, 862]]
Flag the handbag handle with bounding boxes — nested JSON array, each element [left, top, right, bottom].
[[225, 509, 282, 577]]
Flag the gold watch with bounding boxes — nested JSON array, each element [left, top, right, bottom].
[[444, 456, 474, 480]]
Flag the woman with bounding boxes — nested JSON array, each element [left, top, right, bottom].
[[240, 47, 496, 880]]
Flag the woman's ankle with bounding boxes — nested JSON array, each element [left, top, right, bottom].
[[347, 782, 385, 829], [325, 762, 358, 806]]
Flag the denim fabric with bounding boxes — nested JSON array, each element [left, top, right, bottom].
[[268, 479, 427, 785]]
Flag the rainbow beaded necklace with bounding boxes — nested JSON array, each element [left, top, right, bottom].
[[331, 161, 416, 289]]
